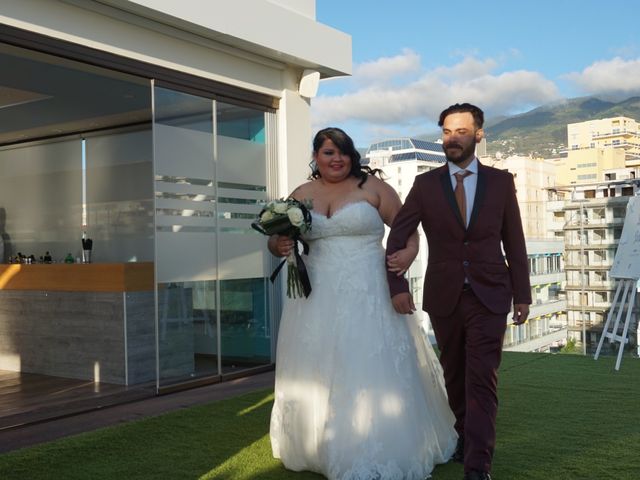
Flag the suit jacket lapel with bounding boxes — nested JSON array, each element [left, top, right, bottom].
[[439, 167, 466, 228], [467, 161, 487, 232]]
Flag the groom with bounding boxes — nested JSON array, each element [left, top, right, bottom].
[[386, 103, 531, 480]]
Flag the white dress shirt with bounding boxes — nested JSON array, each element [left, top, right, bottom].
[[448, 157, 478, 228]]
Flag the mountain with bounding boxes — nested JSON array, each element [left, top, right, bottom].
[[483, 96, 640, 158]]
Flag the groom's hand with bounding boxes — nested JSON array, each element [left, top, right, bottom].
[[512, 303, 530, 325], [392, 293, 416, 315]]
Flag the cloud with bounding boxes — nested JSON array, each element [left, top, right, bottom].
[[354, 48, 421, 86], [311, 54, 560, 132], [431, 57, 498, 82], [564, 57, 640, 95]]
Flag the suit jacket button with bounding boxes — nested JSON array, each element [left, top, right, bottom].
[[463, 260, 469, 266]]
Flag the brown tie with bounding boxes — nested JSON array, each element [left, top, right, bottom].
[[454, 170, 472, 226]]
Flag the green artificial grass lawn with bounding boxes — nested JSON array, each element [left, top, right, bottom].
[[1, 352, 639, 480]]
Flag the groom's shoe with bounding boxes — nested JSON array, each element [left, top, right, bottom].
[[451, 437, 464, 463], [463, 470, 492, 480]]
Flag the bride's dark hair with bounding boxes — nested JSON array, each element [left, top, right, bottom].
[[310, 127, 383, 187]]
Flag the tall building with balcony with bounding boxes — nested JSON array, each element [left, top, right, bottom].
[[504, 240, 567, 352], [558, 117, 640, 185], [568, 116, 640, 167], [561, 179, 639, 352], [477, 155, 568, 351]]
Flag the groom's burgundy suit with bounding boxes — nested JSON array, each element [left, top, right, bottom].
[[386, 160, 531, 473]]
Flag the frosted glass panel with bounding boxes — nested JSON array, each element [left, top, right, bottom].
[[154, 123, 215, 179], [85, 129, 153, 262], [153, 86, 218, 384], [217, 136, 266, 186], [0, 139, 81, 262], [156, 232, 217, 282], [217, 103, 271, 370], [153, 88, 215, 284]]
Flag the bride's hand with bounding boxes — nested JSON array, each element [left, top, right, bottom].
[[270, 234, 295, 257], [391, 292, 416, 314], [386, 245, 418, 276]]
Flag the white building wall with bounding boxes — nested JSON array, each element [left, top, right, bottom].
[[498, 155, 558, 239]]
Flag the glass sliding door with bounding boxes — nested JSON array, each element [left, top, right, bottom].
[[216, 102, 272, 373], [152, 85, 275, 387], [152, 85, 218, 386]]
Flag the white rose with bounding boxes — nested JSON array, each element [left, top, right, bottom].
[[287, 207, 304, 227], [260, 210, 274, 222], [274, 202, 288, 214]]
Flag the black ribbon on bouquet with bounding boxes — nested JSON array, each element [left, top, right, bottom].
[[269, 237, 312, 298]]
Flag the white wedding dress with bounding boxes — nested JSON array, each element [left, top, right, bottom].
[[270, 201, 457, 480]]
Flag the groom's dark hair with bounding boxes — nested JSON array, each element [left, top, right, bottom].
[[438, 103, 484, 129]]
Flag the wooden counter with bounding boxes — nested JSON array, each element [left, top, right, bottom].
[[0, 262, 154, 292]]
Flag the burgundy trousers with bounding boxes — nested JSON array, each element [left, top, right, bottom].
[[429, 287, 507, 473]]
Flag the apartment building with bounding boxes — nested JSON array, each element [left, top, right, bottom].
[[504, 240, 567, 352], [568, 116, 640, 167], [557, 116, 640, 186], [491, 155, 558, 239], [560, 179, 639, 353]]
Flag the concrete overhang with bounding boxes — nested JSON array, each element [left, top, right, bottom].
[[91, 0, 352, 78]]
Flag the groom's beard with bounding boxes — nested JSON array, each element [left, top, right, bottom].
[[443, 139, 476, 165]]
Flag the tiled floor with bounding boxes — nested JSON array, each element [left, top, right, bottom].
[[0, 368, 275, 453], [0, 369, 155, 430]]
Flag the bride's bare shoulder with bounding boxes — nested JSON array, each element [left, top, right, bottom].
[[290, 180, 316, 201], [363, 175, 397, 198]]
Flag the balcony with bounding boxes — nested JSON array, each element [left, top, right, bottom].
[[565, 196, 631, 209], [565, 281, 617, 291], [546, 200, 566, 212], [530, 272, 564, 285], [503, 328, 567, 352], [567, 307, 617, 317], [563, 219, 624, 230], [529, 299, 567, 318], [564, 264, 612, 271], [591, 129, 639, 139], [564, 242, 618, 250]]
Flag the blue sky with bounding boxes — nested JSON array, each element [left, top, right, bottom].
[[314, 0, 640, 147]]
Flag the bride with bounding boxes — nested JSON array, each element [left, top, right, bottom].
[[268, 127, 457, 479]]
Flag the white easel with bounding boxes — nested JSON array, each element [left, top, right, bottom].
[[593, 195, 640, 370], [593, 277, 637, 370]]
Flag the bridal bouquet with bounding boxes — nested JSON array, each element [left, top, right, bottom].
[[252, 198, 313, 298]]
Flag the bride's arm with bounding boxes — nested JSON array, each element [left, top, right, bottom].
[[387, 231, 419, 275], [369, 178, 419, 275]]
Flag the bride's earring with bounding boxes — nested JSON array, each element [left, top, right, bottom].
[[309, 159, 319, 178]]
